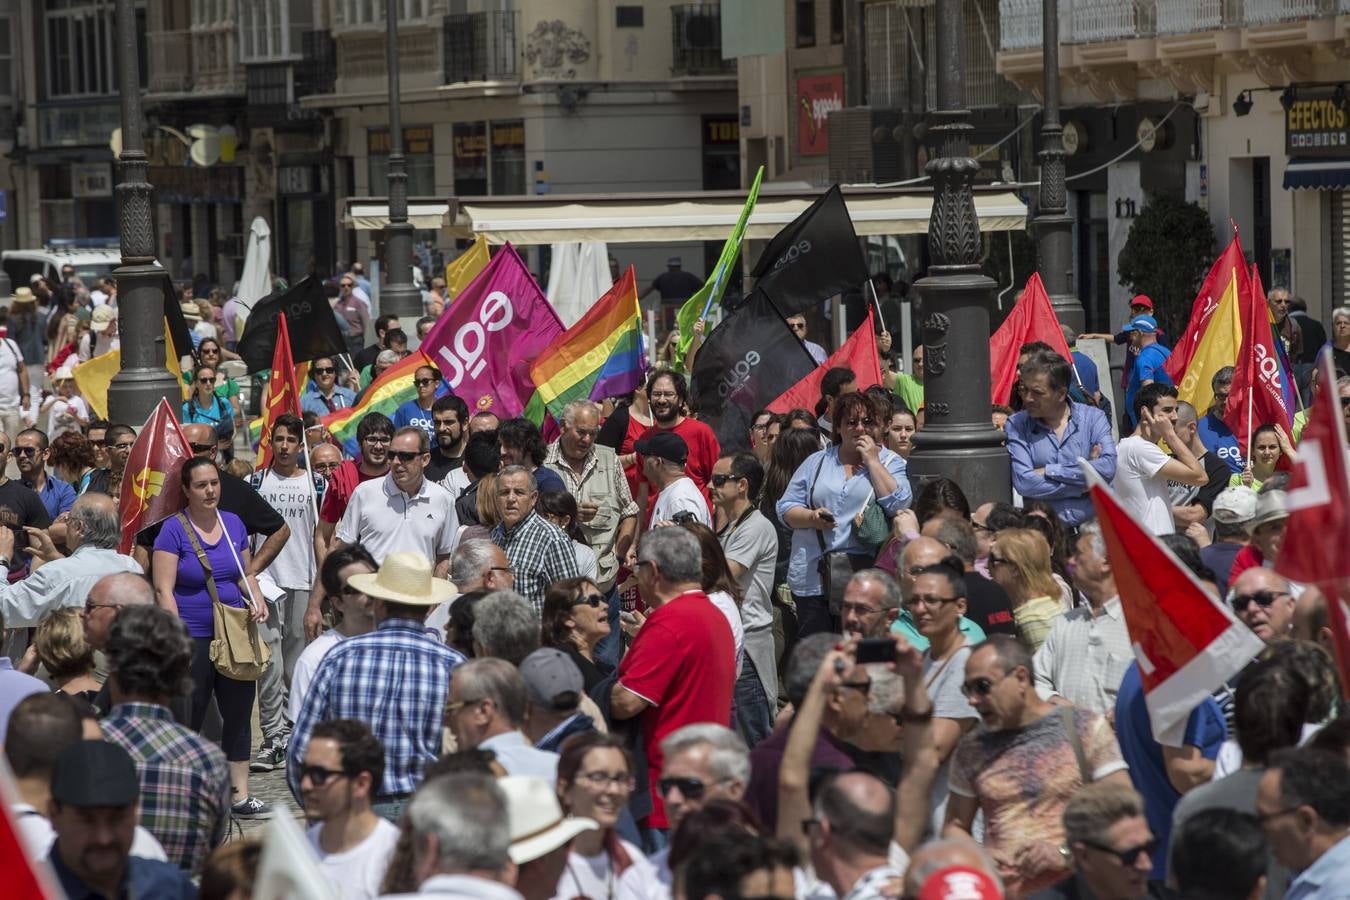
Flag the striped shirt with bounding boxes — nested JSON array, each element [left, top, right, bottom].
[[101, 702, 230, 876], [287, 618, 465, 800]]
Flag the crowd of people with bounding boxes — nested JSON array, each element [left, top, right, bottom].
[[0, 264, 1349, 900]]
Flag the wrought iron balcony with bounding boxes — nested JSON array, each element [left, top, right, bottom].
[[146, 28, 244, 96], [672, 4, 735, 76], [443, 11, 520, 84], [1244, 0, 1333, 23]]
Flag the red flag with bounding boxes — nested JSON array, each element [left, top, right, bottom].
[[766, 309, 882, 414], [1086, 465, 1265, 743], [255, 313, 303, 471], [988, 273, 1072, 405], [0, 766, 62, 898], [117, 398, 193, 554], [1223, 266, 1293, 457], [1164, 234, 1245, 383], [1276, 351, 1350, 693]]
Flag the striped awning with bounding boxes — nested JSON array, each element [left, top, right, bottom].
[[1283, 158, 1350, 190]]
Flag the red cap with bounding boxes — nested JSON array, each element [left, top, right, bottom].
[[1130, 295, 1154, 311], [917, 866, 1004, 900]]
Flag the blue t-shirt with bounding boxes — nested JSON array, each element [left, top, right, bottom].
[[1197, 411, 1245, 473], [1114, 662, 1227, 881], [535, 465, 567, 495], [27, 475, 76, 521], [1125, 343, 1173, 426], [1070, 350, 1100, 396], [153, 512, 250, 638], [392, 398, 435, 441]]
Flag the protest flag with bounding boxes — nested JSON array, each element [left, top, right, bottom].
[[749, 184, 868, 317], [1276, 351, 1350, 695], [254, 313, 303, 470], [118, 398, 193, 554], [0, 757, 62, 899], [528, 266, 646, 423], [766, 308, 883, 414], [1085, 464, 1265, 744], [988, 273, 1072, 405], [1172, 260, 1244, 418], [235, 276, 348, 373], [160, 271, 196, 366], [1165, 234, 1246, 385], [445, 234, 490, 304], [1223, 265, 1293, 457], [674, 166, 765, 366], [253, 810, 336, 900], [691, 291, 818, 451], [420, 243, 565, 420], [319, 352, 426, 457]]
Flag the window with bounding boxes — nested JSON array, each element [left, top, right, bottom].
[[368, 126, 436, 197], [0, 18, 13, 98], [616, 5, 644, 27], [239, 0, 302, 61], [335, 0, 428, 28], [830, 0, 843, 43], [490, 120, 525, 195], [795, 0, 816, 47]]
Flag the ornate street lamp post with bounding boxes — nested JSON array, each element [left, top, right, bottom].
[[906, 0, 1011, 506], [1034, 0, 1083, 331], [380, 0, 423, 327], [107, 0, 183, 425]]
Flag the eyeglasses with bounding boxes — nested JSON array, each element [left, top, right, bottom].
[[1079, 837, 1158, 867], [390, 450, 424, 463], [577, 771, 635, 791], [12, 446, 38, 457], [312, 461, 339, 474], [189, 442, 216, 454], [1230, 590, 1290, 613], [445, 697, 484, 715], [903, 594, 960, 610], [312, 366, 336, 375], [88, 438, 106, 447], [112, 442, 135, 451], [571, 593, 605, 609], [710, 473, 744, 487], [960, 671, 1014, 698], [842, 418, 876, 428], [362, 435, 392, 445], [658, 776, 727, 799], [299, 764, 350, 788], [414, 378, 437, 387], [199, 346, 220, 355], [840, 601, 884, 617], [788, 322, 807, 332], [84, 600, 122, 613]]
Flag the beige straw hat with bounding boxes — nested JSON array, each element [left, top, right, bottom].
[[346, 552, 456, 606]]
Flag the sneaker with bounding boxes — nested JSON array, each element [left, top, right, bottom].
[[231, 795, 270, 818], [249, 737, 286, 773]]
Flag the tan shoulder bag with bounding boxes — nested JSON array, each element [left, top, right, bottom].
[[177, 512, 270, 681]]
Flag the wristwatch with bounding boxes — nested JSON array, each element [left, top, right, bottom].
[[898, 705, 935, 723]]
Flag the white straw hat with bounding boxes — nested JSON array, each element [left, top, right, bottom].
[[346, 552, 456, 606], [500, 776, 597, 865]]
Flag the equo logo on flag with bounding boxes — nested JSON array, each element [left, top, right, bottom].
[[1254, 343, 1283, 389], [430, 291, 513, 387], [717, 351, 762, 400], [772, 240, 812, 271]]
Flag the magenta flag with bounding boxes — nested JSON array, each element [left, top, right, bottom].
[[419, 243, 564, 418]]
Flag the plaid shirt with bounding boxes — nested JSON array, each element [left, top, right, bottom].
[[492, 510, 581, 613], [287, 618, 465, 800], [100, 702, 230, 877]]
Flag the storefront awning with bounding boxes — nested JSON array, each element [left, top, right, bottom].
[[449, 191, 1027, 244], [343, 201, 453, 231], [1283, 158, 1350, 190]]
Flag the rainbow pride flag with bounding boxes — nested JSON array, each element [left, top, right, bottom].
[[528, 267, 646, 422], [319, 352, 425, 456]]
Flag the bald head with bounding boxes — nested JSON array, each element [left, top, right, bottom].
[[903, 838, 1002, 896], [815, 771, 894, 859], [84, 573, 155, 650], [1294, 585, 1333, 652], [900, 536, 949, 598], [181, 423, 215, 452], [1230, 567, 1295, 643]]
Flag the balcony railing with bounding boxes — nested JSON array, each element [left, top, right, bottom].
[[1155, 0, 1238, 34], [1070, 0, 1154, 42], [443, 11, 520, 84], [672, 4, 735, 76], [296, 30, 336, 97], [1001, 0, 1340, 48], [147, 28, 244, 95], [1244, 0, 1333, 23], [998, 0, 1070, 51]]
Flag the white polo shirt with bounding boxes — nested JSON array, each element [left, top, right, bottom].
[[335, 473, 458, 564]]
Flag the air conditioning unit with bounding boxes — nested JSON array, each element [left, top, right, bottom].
[[680, 12, 719, 49], [827, 107, 903, 184]]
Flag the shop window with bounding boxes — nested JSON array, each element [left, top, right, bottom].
[[796, 0, 816, 47], [367, 126, 436, 196]]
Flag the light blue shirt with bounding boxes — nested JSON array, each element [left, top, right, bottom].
[[776, 446, 911, 596], [1286, 833, 1350, 900], [300, 383, 355, 418], [1005, 402, 1117, 527], [478, 730, 559, 783]]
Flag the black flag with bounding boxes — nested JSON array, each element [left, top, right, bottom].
[[691, 292, 818, 452], [159, 273, 196, 363], [748, 184, 868, 317], [235, 276, 348, 373]]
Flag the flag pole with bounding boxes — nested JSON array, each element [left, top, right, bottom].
[[866, 279, 888, 333]]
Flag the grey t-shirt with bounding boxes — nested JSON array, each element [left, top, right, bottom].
[[720, 508, 779, 632], [924, 639, 978, 838]]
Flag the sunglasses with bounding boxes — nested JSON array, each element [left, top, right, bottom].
[[1230, 590, 1289, 613], [960, 671, 1013, 698], [313, 366, 337, 375], [414, 378, 437, 387], [390, 450, 424, 463], [299, 764, 350, 788], [658, 776, 721, 799], [12, 446, 38, 457], [113, 442, 135, 451], [196, 378, 215, 384], [1080, 837, 1158, 867], [571, 593, 605, 609], [710, 473, 744, 487], [788, 322, 807, 331], [843, 418, 875, 428], [189, 442, 216, 454]]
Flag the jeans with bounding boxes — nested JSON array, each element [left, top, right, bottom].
[[373, 797, 410, 823], [190, 637, 257, 762], [793, 592, 838, 637], [732, 656, 773, 748], [593, 586, 621, 669]]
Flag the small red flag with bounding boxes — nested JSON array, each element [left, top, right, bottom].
[[1223, 266, 1293, 457], [255, 312, 303, 471], [117, 398, 193, 554], [1276, 352, 1350, 693], [0, 777, 62, 898], [988, 273, 1072, 405], [1164, 234, 1246, 383], [1086, 465, 1265, 743], [766, 309, 882, 414]]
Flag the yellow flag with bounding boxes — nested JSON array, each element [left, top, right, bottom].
[[72, 319, 187, 420], [1176, 267, 1243, 417], [444, 235, 490, 303]]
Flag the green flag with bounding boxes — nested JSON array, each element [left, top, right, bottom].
[[674, 165, 765, 369]]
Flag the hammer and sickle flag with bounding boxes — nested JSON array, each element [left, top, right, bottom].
[[117, 398, 193, 554]]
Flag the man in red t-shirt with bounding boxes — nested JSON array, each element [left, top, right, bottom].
[[638, 370, 720, 521], [303, 411, 393, 639], [612, 526, 735, 831]]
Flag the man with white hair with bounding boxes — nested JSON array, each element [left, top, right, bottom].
[[651, 724, 750, 886]]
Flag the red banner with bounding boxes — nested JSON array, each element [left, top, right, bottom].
[[117, 399, 192, 554], [255, 313, 302, 470], [797, 72, 844, 157]]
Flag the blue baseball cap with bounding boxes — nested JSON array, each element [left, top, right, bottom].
[[1126, 314, 1158, 333]]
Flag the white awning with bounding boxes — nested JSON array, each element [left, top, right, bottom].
[[343, 202, 452, 231], [450, 191, 1027, 244]]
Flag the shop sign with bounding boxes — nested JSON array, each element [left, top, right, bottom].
[[368, 126, 434, 156], [796, 70, 844, 157], [1285, 89, 1350, 157], [72, 162, 112, 198]]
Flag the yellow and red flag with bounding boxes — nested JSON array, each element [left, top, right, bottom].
[[1170, 237, 1245, 417], [1223, 266, 1294, 457], [117, 398, 192, 554], [254, 313, 302, 470]]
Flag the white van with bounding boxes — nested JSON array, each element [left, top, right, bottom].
[[1, 243, 123, 295]]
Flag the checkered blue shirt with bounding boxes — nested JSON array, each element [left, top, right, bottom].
[[287, 618, 465, 800], [492, 510, 581, 613]]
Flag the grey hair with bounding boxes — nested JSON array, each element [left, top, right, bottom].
[[497, 464, 537, 493], [472, 591, 540, 666], [659, 723, 751, 787], [375, 349, 401, 367], [561, 400, 601, 427], [1334, 307, 1350, 326], [1077, 520, 1106, 559], [69, 498, 120, 549], [451, 539, 498, 587], [1337, 375, 1350, 390], [848, 569, 901, 612], [1059, 323, 1077, 346], [453, 657, 528, 727], [903, 838, 1004, 895], [785, 633, 841, 707], [636, 526, 702, 583], [865, 665, 904, 716], [407, 772, 512, 874], [1176, 400, 1199, 428]]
